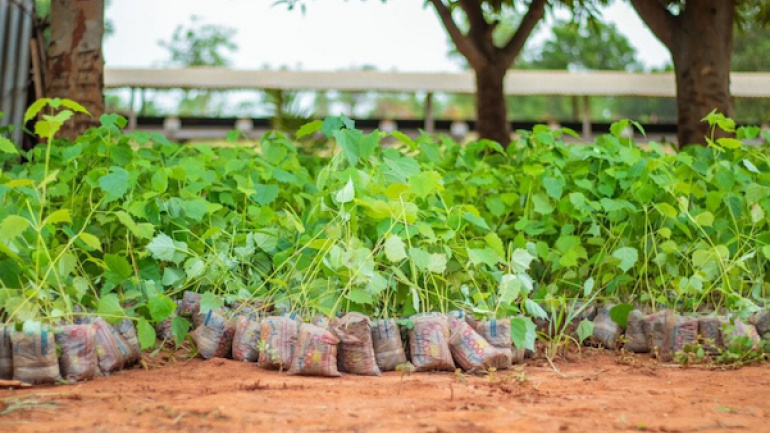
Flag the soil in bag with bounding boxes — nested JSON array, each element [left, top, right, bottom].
[[643, 310, 670, 357], [232, 316, 260, 362], [408, 315, 455, 372], [288, 324, 341, 377], [448, 310, 478, 330], [371, 318, 407, 371], [114, 319, 141, 365], [11, 326, 61, 385], [474, 319, 513, 369], [92, 317, 128, 374], [258, 316, 301, 370], [332, 313, 380, 376], [661, 315, 698, 361], [56, 324, 98, 382], [751, 311, 769, 339], [448, 317, 508, 372], [0, 326, 12, 379], [624, 310, 649, 353], [590, 306, 622, 349], [178, 291, 201, 317], [697, 316, 725, 354], [191, 311, 236, 359]]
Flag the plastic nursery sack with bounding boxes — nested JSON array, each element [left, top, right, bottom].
[[643, 311, 669, 356], [93, 317, 130, 373], [371, 318, 407, 372], [474, 319, 513, 369], [333, 313, 380, 376], [178, 291, 202, 317], [258, 316, 301, 370], [724, 318, 761, 347], [288, 324, 341, 377], [56, 324, 98, 382], [624, 310, 649, 353], [408, 315, 455, 372], [448, 317, 508, 372], [590, 306, 623, 349], [191, 311, 236, 359], [114, 319, 141, 365], [751, 311, 769, 339], [156, 313, 175, 342], [660, 315, 698, 361], [11, 326, 62, 384], [232, 316, 260, 362], [0, 326, 12, 379], [448, 310, 478, 330], [697, 316, 725, 354]]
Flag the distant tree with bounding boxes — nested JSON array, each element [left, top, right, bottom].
[[731, 20, 770, 123], [628, 0, 770, 147]]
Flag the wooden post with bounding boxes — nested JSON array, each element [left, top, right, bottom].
[[424, 92, 435, 134], [581, 95, 591, 140], [128, 87, 137, 131]]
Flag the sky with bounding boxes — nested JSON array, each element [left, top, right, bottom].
[[104, 0, 672, 72]]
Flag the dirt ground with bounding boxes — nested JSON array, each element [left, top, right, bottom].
[[1, 351, 768, 433]]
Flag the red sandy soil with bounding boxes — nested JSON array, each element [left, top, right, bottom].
[[1, 351, 768, 433]]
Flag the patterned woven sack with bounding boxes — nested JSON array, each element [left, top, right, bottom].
[[191, 311, 236, 359], [697, 316, 725, 354], [661, 315, 698, 361], [643, 310, 670, 357], [178, 291, 201, 317], [56, 324, 98, 382], [232, 316, 260, 362], [408, 315, 455, 372], [624, 310, 649, 353], [288, 324, 341, 377], [0, 326, 12, 379], [333, 313, 380, 376], [448, 317, 508, 372], [258, 316, 301, 370], [474, 319, 513, 369], [371, 318, 407, 371], [11, 326, 61, 384], [724, 318, 761, 347], [591, 306, 622, 349], [92, 317, 128, 373], [114, 319, 141, 365], [751, 311, 769, 339], [447, 310, 478, 330]]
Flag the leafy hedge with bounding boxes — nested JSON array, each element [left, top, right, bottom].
[[0, 99, 768, 350]]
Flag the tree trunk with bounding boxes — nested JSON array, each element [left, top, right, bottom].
[[46, 0, 105, 138], [671, 1, 734, 147], [474, 64, 510, 145]]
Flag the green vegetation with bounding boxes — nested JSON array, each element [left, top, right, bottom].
[[0, 100, 769, 354]]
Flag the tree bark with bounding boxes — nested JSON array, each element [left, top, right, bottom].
[[46, 0, 105, 138], [474, 63, 510, 145], [670, 1, 734, 146], [630, 0, 735, 148]]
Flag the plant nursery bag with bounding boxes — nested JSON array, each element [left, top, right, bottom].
[[258, 316, 301, 370], [92, 317, 129, 373], [0, 325, 12, 379], [660, 315, 698, 361], [590, 306, 622, 349], [697, 316, 725, 354], [724, 318, 761, 347], [114, 319, 141, 365], [448, 317, 508, 372], [191, 311, 236, 359], [643, 310, 670, 357], [474, 319, 514, 369], [178, 291, 201, 317], [288, 323, 341, 377], [232, 316, 260, 362], [11, 326, 61, 384], [408, 314, 455, 372], [371, 318, 407, 371], [624, 310, 649, 353], [332, 313, 380, 376], [56, 324, 98, 382], [751, 311, 769, 339]]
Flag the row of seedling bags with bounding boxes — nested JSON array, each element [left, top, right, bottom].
[[1, 293, 769, 384]]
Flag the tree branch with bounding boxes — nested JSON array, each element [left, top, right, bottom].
[[499, 0, 547, 67], [629, 0, 677, 49], [428, 0, 486, 69]]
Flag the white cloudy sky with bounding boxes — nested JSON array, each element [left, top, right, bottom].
[[104, 0, 672, 72]]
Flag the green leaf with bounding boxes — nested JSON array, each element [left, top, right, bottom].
[[510, 248, 535, 273], [114, 211, 154, 240], [200, 292, 223, 314], [583, 277, 595, 297], [98, 167, 131, 202], [532, 194, 554, 215], [609, 304, 634, 328], [612, 247, 638, 273], [296, 120, 323, 139], [104, 254, 133, 285], [254, 184, 280, 205], [346, 289, 374, 305], [576, 319, 594, 343], [525, 299, 547, 320], [467, 247, 502, 267], [97, 293, 124, 324], [137, 319, 156, 350], [391, 130, 415, 150], [511, 316, 537, 351], [409, 247, 446, 273], [0, 137, 19, 155], [146, 233, 187, 264], [408, 170, 443, 199], [151, 170, 168, 193], [78, 233, 102, 251], [184, 257, 205, 280], [148, 294, 176, 322], [44, 209, 71, 225], [336, 179, 355, 204], [60, 98, 91, 116], [716, 138, 742, 149], [0, 215, 30, 240], [384, 235, 407, 262], [171, 317, 191, 345], [693, 211, 714, 227], [462, 212, 490, 230], [485, 232, 505, 258]]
